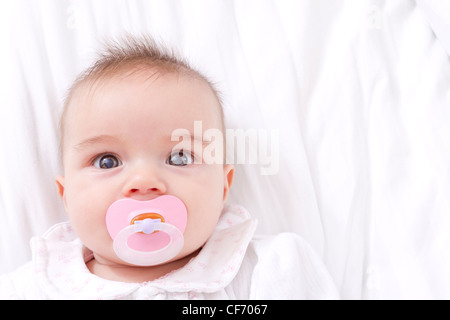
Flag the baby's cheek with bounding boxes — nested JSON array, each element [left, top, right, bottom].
[[65, 185, 110, 245], [69, 209, 114, 257], [182, 188, 223, 249]]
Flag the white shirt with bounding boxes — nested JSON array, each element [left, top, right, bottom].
[[0, 205, 339, 300]]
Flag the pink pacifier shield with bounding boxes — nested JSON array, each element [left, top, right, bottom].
[[105, 195, 187, 252]]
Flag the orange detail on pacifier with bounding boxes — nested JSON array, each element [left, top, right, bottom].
[[130, 213, 165, 234]]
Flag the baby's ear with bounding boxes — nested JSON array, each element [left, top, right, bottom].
[[55, 176, 67, 211], [55, 176, 65, 198], [222, 164, 235, 204]]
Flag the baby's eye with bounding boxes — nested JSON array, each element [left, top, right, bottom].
[[93, 154, 122, 169], [166, 150, 195, 166]]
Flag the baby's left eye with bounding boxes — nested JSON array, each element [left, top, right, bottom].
[[166, 150, 194, 166]]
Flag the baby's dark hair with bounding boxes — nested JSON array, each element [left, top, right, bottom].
[[60, 34, 224, 154]]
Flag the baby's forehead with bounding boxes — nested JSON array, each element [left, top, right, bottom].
[[70, 67, 214, 109], [64, 67, 224, 132]]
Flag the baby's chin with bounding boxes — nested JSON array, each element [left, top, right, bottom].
[[88, 241, 200, 268]]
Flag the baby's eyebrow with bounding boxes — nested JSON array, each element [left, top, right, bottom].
[[74, 135, 117, 150]]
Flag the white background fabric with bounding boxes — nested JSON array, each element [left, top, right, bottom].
[[0, 0, 449, 299]]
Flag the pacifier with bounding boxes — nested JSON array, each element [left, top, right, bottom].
[[105, 195, 187, 266]]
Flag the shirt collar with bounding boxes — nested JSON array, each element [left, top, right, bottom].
[[32, 205, 257, 299]]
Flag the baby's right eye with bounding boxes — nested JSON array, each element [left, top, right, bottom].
[[93, 154, 122, 169]]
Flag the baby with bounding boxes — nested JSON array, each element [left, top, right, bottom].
[[0, 35, 338, 299]]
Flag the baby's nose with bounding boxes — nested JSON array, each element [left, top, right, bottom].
[[123, 166, 167, 197]]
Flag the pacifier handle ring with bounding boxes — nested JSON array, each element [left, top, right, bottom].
[[113, 220, 184, 266]]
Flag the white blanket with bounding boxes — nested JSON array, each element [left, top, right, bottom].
[[0, 0, 449, 299]]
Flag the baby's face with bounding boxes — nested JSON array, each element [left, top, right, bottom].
[[56, 70, 234, 266]]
